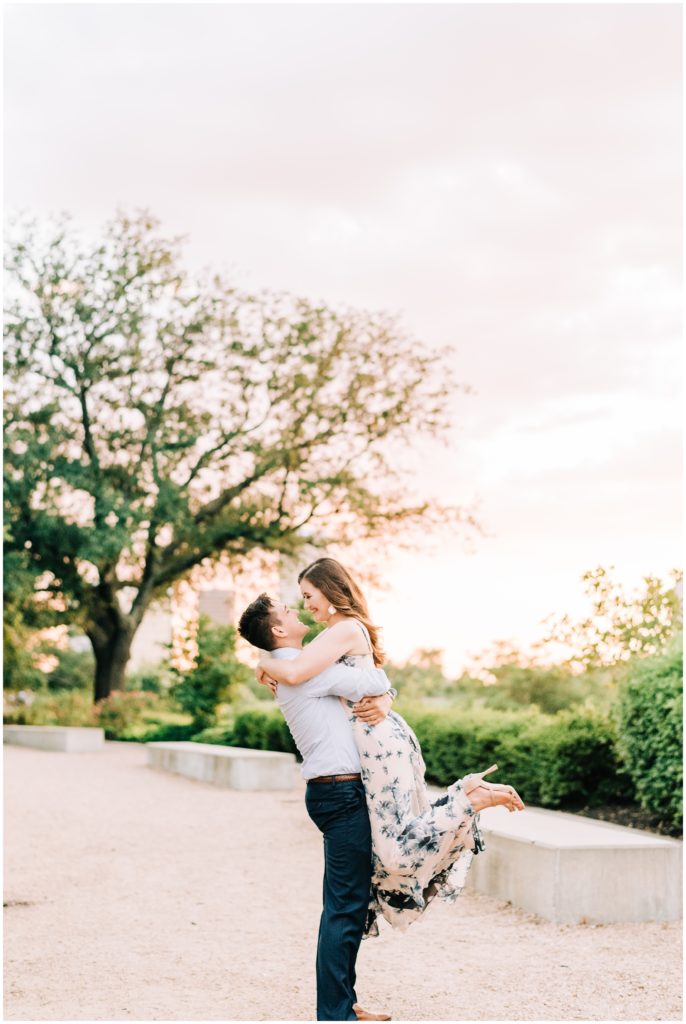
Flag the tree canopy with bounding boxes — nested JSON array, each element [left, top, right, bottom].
[[541, 566, 683, 670], [4, 211, 470, 699]]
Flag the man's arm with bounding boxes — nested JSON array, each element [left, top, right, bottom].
[[352, 692, 394, 725], [352, 691, 396, 724]]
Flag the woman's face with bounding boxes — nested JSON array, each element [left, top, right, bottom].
[[299, 579, 329, 621]]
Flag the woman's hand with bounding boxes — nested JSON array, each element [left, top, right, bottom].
[[256, 663, 278, 697], [352, 692, 393, 725]]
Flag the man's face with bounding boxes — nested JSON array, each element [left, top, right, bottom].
[[271, 601, 309, 645]]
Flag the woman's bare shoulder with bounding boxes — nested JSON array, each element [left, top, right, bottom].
[[325, 619, 361, 638]]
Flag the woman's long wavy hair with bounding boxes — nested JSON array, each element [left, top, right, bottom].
[[298, 557, 385, 667]]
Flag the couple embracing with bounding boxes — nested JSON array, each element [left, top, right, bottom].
[[238, 557, 524, 1022]]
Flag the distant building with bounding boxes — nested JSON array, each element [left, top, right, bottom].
[[128, 604, 174, 671], [198, 589, 235, 625]]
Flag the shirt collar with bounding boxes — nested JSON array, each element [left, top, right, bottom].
[[270, 646, 301, 659]]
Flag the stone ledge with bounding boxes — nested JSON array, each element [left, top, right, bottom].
[[465, 804, 682, 924], [146, 741, 296, 791], [3, 725, 105, 753]]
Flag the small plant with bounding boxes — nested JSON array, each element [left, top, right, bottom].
[[45, 646, 96, 691], [170, 615, 252, 729], [3, 688, 96, 727], [125, 663, 173, 694], [95, 690, 161, 739]]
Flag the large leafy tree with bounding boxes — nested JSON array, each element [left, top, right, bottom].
[[4, 212, 470, 701]]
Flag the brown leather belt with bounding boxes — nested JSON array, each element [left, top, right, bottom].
[[308, 773, 362, 784]]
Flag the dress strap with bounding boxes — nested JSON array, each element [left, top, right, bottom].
[[354, 620, 373, 655]]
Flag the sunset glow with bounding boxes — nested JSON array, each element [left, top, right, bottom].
[[5, 4, 681, 674]]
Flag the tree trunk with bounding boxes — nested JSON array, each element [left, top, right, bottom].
[[88, 622, 136, 703]]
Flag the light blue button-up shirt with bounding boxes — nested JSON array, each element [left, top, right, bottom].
[[270, 646, 390, 781]]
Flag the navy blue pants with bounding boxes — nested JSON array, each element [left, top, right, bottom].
[[305, 778, 372, 1022]]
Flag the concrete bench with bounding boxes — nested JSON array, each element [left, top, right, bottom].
[[465, 804, 682, 924], [146, 741, 296, 791], [3, 725, 105, 753]]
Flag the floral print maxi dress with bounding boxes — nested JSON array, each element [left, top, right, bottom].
[[339, 639, 484, 938]]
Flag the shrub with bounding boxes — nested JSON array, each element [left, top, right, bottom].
[[2, 631, 44, 691], [482, 664, 608, 715], [188, 701, 632, 808], [402, 705, 632, 808], [2, 684, 196, 743], [125, 663, 172, 694], [405, 706, 542, 797], [3, 688, 96, 727], [186, 708, 299, 756], [2, 546, 46, 691], [529, 707, 633, 806], [135, 722, 199, 743], [191, 724, 237, 745], [171, 615, 252, 728], [95, 690, 161, 739], [390, 656, 617, 715], [230, 708, 299, 757], [386, 651, 455, 701], [616, 641, 683, 834], [45, 646, 95, 691]]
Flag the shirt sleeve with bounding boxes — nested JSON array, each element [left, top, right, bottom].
[[304, 663, 391, 701]]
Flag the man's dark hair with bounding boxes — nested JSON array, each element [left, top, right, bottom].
[[238, 593, 278, 651]]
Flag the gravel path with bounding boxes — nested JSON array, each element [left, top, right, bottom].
[[3, 742, 682, 1021]]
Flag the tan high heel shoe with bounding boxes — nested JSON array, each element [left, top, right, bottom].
[[462, 764, 525, 812]]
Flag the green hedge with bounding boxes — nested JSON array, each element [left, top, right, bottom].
[[404, 705, 633, 808], [231, 708, 299, 757], [191, 709, 299, 758], [187, 701, 631, 811], [616, 641, 683, 834], [133, 722, 199, 743], [3, 689, 96, 727]]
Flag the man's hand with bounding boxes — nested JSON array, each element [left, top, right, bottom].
[[256, 664, 278, 697], [352, 691, 393, 725]]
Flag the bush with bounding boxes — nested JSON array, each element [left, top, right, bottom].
[[185, 708, 299, 757], [402, 705, 632, 808], [482, 664, 609, 715], [2, 630, 44, 691], [95, 690, 162, 739], [390, 657, 616, 715], [616, 641, 683, 834], [529, 707, 633, 806], [3, 638, 95, 694], [170, 615, 252, 728], [405, 706, 537, 793], [208, 702, 629, 807], [45, 646, 95, 691], [2, 546, 46, 691], [386, 651, 455, 701], [2, 683, 197, 743], [134, 722, 198, 743], [191, 724, 237, 745], [230, 708, 299, 758], [3, 688, 96, 727], [125, 663, 172, 694]]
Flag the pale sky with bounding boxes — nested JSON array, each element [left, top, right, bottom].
[[4, 3, 682, 672]]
